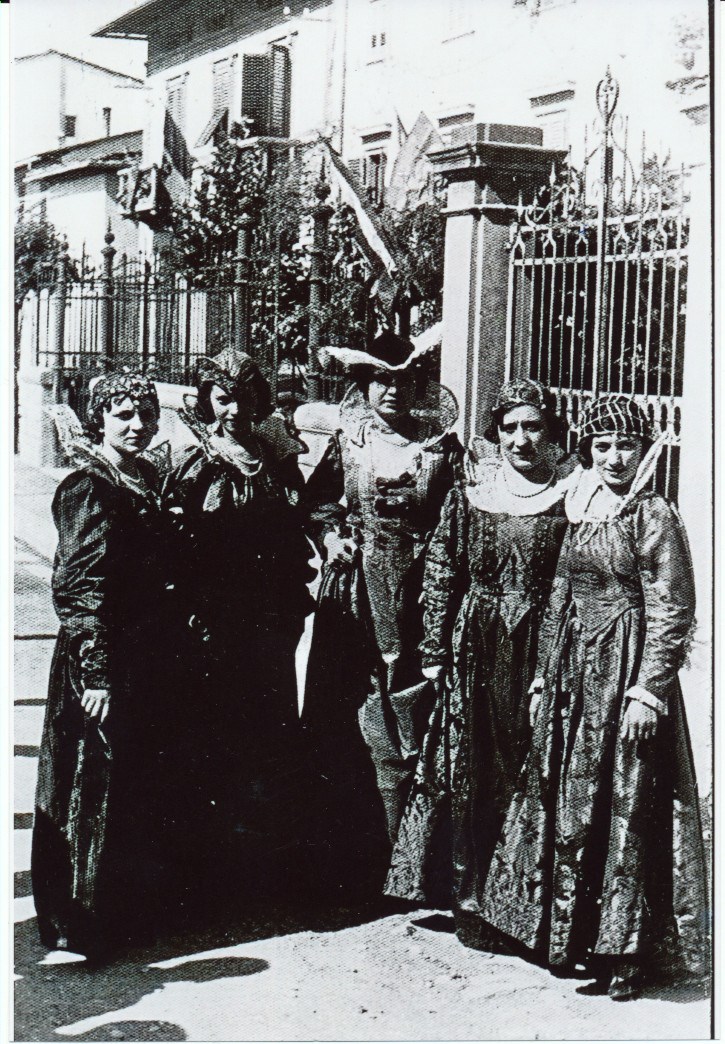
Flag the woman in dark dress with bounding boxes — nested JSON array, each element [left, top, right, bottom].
[[481, 395, 709, 1000], [301, 331, 462, 897], [32, 373, 182, 960], [386, 379, 573, 924], [166, 347, 314, 899]]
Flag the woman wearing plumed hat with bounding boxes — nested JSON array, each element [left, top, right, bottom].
[[301, 329, 462, 895], [386, 378, 574, 925], [166, 347, 315, 903], [480, 394, 709, 1000]]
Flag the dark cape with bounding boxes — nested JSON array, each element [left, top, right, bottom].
[[385, 478, 568, 921], [164, 427, 315, 904], [301, 412, 462, 898], [480, 490, 709, 979], [32, 456, 186, 956]]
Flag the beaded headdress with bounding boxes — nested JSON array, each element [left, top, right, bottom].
[[579, 395, 654, 442], [88, 371, 159, 418], [484, 378, 567, 444]]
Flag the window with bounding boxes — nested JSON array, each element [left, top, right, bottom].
[[446, 0, 472, 37], [529, 85, 574, 151], [164, 74, 192, 180], [241, 44, 291, 137], [103, 107, 112, 137], [351, 151, 387, 205], [197, 55, 237, 147], [63, 115, 76, 138]]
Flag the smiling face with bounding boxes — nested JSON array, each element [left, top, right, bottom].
[[208, 383, 257, 439], [497, 404, 551, 474], [590, 432, 645, 491], [101, 395, 158, 459], [367, 370, 416, 423]]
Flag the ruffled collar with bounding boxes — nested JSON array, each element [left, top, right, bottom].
[[465, 454, 577, 517], [177, 396, 307, 477], [564, 432, 667, 523], [339, 382, 458, 450]]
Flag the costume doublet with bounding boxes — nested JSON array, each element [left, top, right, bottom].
[[303, 384, 462, 850]]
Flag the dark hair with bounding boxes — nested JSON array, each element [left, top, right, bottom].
[[86, 390, 160, 444], [577, 432, 653, 468], [196, 371, 273, 425]]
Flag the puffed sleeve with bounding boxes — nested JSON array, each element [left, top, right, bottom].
[[51, 472, 112, 691], [302, 433, 347, 551], [420, 484, 469, 669], [628, 495, 696, 712]]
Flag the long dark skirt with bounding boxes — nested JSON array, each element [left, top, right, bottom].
[[301, 563, 391, 900], [32, 630, 172, 956]]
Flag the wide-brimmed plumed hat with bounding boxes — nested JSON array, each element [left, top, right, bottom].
[[319, 323, 442, 374], [483, 377, 568, 445]]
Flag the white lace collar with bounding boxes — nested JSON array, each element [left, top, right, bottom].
[[465, 455, 577, 517]]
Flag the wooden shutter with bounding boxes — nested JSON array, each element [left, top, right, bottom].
[[268, 45, 291, 137], [242, 53, 270, 136]]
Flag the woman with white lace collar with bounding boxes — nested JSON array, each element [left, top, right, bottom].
[[386, 379, 572, 929], [480, 394, 709, 1000]]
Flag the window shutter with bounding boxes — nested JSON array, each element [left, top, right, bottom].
[[347, 158, 363, 184], [242, 53, 270, 136], [268, 45, 291, 137]]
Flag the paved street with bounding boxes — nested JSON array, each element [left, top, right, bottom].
[[13, 462, 712, 1042]]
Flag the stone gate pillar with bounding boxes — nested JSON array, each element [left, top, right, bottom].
[[429, 124, 564, 446]]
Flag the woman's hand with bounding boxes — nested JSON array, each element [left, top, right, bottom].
[[323, 530, 357, 566], [529, 677, 544, 727], [621, 700, 658, 742], [422, 664, 445, 696], [81, 688, 110, 723]]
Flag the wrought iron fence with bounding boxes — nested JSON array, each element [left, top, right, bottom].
[[505, 70, 689, 502], [30, 214, 351, 413]]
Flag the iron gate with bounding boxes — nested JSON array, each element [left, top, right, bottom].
[[505, 70, 689, 502]]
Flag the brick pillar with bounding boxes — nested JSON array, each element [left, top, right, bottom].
[[429, 124, 565, 446]]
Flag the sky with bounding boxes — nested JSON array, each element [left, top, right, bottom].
[[11, 0, 148, 79]]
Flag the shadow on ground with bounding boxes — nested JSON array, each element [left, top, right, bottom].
[[14, 899, 402, 1042]]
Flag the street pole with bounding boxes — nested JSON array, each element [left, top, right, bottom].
[[100, 224, 116, 372], [234, 213, 254, 357], [307, 166, 333, 401]]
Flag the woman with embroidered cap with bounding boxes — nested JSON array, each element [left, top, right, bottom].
[[480, 394, 709, 1000], [301, 329, 462, 896], [386, 378, 573, 923], [31, 372, 183, 960], [166, 347, 314, 901]]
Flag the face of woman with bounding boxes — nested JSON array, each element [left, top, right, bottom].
[[590, 433, 644, 491], [367, 371, 416, 423], [209, 383, 256, 437], [498, 405, 551, 474], [102, 395, 158, 458]]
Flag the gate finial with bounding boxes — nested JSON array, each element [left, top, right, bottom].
[[596, 67, 620, 129]]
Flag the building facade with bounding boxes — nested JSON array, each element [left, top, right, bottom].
[[14, 51, 146, 258]]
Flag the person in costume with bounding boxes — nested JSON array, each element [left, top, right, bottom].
[[32, 373, 184, 959], [165, 347, 314, 901], [480, 394, 709, 1000], [301, 330, 462, 894], [385, 379, 573, 926]]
